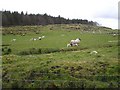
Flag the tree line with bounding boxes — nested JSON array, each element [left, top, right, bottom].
[[2, 11, 98, 26]]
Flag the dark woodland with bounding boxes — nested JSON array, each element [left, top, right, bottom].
[[2, 11, 98, 26]]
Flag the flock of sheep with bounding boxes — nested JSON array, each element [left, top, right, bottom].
[[11, 36, 98, 55], [30, 36, 45, 41], [11, 36, 81, 48], [11, 36, 45, 42], [10, 33, 117, 55]]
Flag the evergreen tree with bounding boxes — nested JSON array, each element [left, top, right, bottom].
[[2, 10, 98, 26]]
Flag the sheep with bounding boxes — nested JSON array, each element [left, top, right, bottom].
[[11, 39, 16, 42], [90, 51, 98, 55], [67, 43, 78, 47], [21, 33, 25, 36], [67, 43, 71, 47], [70, 38, 81, 46], [72, 43, 78, 46], [38, 36, 45, 40], [38, 37, 42, 40], [113, 34, 117, 37], [30, 36, 45, 41], [67, 38, 81, 47], [33, 38, 37, 41], [41, 36, 45, 38], [30, 38, 37, 41]]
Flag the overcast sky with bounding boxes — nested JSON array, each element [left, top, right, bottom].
[[0, 0, 119, 29]]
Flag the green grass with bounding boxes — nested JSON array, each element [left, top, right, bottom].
[[2, 29, 118, 54], [2, 24, 119, 88]]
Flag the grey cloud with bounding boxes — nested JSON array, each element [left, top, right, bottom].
[[94, 6, 118, 20]]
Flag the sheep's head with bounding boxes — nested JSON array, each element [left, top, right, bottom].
[[76, 38, 81, 41], [78, 38, 81, 41]]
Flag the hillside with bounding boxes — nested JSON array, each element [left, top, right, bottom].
[[2, 24, 119, 88]]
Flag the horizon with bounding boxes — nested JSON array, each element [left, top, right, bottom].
[[0, 0, 119, 29]]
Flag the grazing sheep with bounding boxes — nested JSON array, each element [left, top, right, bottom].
[[30, 38, 37, 41], [30, 36, 45, 41], [67, 38, 81, 47], [90, 51, 98, 55], [70, 38, 81, 46], [11, 39, 16, 42], [113, 34, 117, 37], [38, 37, 42, 40], [21, 34, 25, 36], [72, 43, 78, 46], [33, 38, 37, 41], [41, 36, 45, 38], [67, 43, 71, 47], [67, 43, 78, 47], [38, 36, 45, 40]]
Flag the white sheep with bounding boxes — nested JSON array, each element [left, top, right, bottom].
[[33, 38, 37, 41], [41, 36, 45, 38], [30, 38, 37, 41], [11, 39, 16, 42], [22, 34, 25, 36], [90, 51, 98, 55], [67, 38, 80, 47], [38, 37, 42, 40], [67, 43, 71, 47], [70, 38, 81, 46], [72, 43, 78, 46], [67, 43, 78, 47], [113, 34, 117, 37]]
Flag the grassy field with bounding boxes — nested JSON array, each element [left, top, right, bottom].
[[2, 24, 119, 88]]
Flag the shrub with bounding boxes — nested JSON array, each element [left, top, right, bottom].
[[18, 47, 86, 55], [2, 48, 4, 52], [29, 48, 39, 54], [2, 47, 12, 55], [18, 50, 30, 55], [41, 48, 60, 54], [8, 48, 12, 53], [38, 48, 42, 54]]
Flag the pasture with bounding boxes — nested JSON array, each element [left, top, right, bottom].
[[2, 24, 119, 88]]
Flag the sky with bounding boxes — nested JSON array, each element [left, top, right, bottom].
[[0, 0, 119, 29]]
